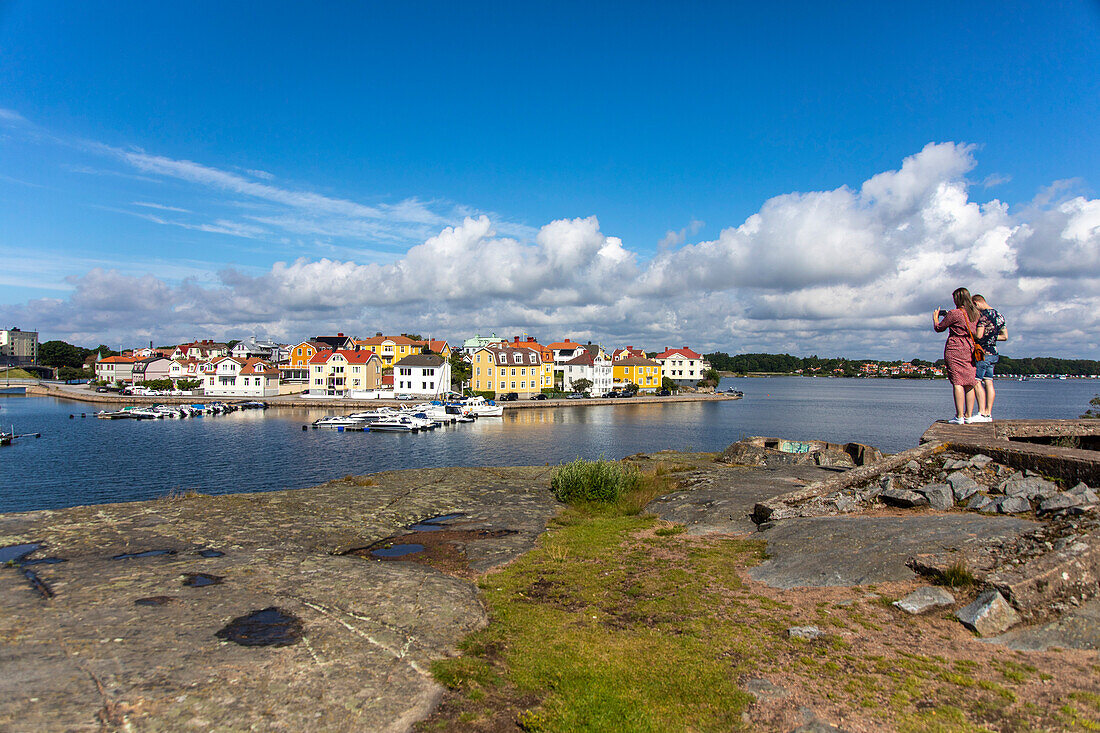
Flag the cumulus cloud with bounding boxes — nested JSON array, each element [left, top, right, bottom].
[[3, 142, 1099, 358]]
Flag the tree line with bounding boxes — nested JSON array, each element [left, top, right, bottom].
[[705, 351, 1100, 376]]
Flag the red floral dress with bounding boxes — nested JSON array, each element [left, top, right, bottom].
[[934, 308, 977, 386]]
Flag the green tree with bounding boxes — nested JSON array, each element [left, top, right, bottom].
[[448, 354, 471, 387], [1083, 395, 1100, 420], [661, 376, 678, 392], [570, 378, 593, 394], [623, 381, 639, 396], [39, 340, 92, 369], [177, 379, 203, 390]]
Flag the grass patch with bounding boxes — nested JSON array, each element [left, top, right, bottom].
[[550, 457, 640, 504], [936, 561, 977, 589]]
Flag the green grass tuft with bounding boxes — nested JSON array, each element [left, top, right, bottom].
[[550, 457, 640, 504]]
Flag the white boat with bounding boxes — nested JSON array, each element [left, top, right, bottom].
[[463, 396, 503, 417], [368, 414, 427, 432], [312, 415, 366, 428]]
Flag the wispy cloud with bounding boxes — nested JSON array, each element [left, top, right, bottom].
[[132, 201, 191, 213]]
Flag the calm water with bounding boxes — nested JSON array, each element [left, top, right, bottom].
[[1, 377, 1096, 513]]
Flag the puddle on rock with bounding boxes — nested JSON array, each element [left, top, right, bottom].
[[182, 573, 223, 587], [370, 543, 425, 558], [349, 528, 518, 578], [135, 596, 177, 606], [197, 549, 225, 558], [215, 607, 303, 647], [0, 543, 42, 564], [408, 513, 466, 532], [112, 549, 177, 560]]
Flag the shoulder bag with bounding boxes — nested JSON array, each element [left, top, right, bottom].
[[964, 314, 984, 364]]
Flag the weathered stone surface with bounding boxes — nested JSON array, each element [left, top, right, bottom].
[[750, 515, 1034, 589], [943, 458, 969, 470], [647, 460, 839, 535], [989, 599, 1100, 651], [788, 625, 823, 640], [947, 472, 981, 501], [1068, 482, 1092, 496], [970, 454, 993, 468], [956, 590, 1021, 636], [743, 677, 789, 702], [1079, 489, 1100, 505], [880, 488, 929, 508], [0, 466, 559, 732], [1038, 493, 1083, 515], [967, 494, 994, 512], [916, 483, 954, 510], [791, 718, 849, 733], [880, 474, 900, 491], [893, 586, 955, 614], [814, 449, 856, 468], [1003, 475, 1058, 500], [999, 496, 1033, 514], [988, 529, 1100, 613], [904, 460, 921, 472]]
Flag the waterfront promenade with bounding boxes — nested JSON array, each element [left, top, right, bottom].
[[26, 382, 740, 410]]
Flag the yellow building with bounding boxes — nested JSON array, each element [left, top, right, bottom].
[[354, 334, 451, 368], [470, 344, 553, 399], [307, 350, 382, 396], [612, 357, 662, 392]]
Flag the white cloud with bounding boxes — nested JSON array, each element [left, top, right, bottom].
[[2, 142, 1099, 359]]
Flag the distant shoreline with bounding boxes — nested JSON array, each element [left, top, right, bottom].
[[25, 383, 740, 409]]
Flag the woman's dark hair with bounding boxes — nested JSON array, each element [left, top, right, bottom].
[[952, 287, 979, 322]]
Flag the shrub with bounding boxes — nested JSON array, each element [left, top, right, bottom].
[[550, 458, 640, 504]]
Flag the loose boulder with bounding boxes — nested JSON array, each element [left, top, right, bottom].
[[893, 586, 955, 615], [947, 472, 981, 501], [1038, 493, 1082, 515], [998, 496, 1032, 514], [880, 488, 929, 508], [955, 590, 1021, 636], [916, 483, 953, 510], [788, 626, 823, 640]]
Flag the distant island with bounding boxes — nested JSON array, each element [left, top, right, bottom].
[[703, 352, 1100, 378]]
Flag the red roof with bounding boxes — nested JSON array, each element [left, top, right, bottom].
[[547, 340, 584, 350], [98, 355, 137, 364], [307, 349, 380, 365], [654, 347, 702, 360]]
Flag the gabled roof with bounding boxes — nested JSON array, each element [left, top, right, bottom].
[[97, 355, 137, 364], [476, 344, 543, 365], [562, 352, 595, 367], [613, 346, 646, 360], [547, 340, 584, 351], [654, 347, 702, 360], [356, 334, 420, 347], [311, 334, 355, 349], [239, 358, 278, 376], [615, 356, 660, 367], [308, 349, 379, 365], [395, 353, 446, 368]]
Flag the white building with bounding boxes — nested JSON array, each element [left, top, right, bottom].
[[393, 353, 451, 397], [654, 347, 707, 385], [560, 352, 613, 396], [203, 357, 280, 397], [231, 336, 289, 363]]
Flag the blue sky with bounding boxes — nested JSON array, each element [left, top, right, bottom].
[[2, 1, 1099, 357]]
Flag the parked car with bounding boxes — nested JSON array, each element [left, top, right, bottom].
[[95, 386, 109, 393], [656, 389, 671, 396], [395, 393, 413, 400], [532, 393, 548, 400], [567, 392, 588, 399], [500, 392, 519, 401], [603, 390, 622, 399]]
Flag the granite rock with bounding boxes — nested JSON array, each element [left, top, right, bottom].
[[999, 496, 1033, 514], [969, 454, 993, 468], [881, 488, 929, 508], [788, 626, 824, 640], [916, 483, 954, 510], [957, 590, 1021, 636], [893, 586, 955, 614], [967, 494, 994, 512], [947, 472, 981, 501], [1038, 493, 1083, 515]]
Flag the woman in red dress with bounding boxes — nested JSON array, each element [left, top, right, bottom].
[[933, 287, 980, 424]]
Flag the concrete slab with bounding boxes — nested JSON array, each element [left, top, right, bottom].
[[749, 515, 1036, 589]]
